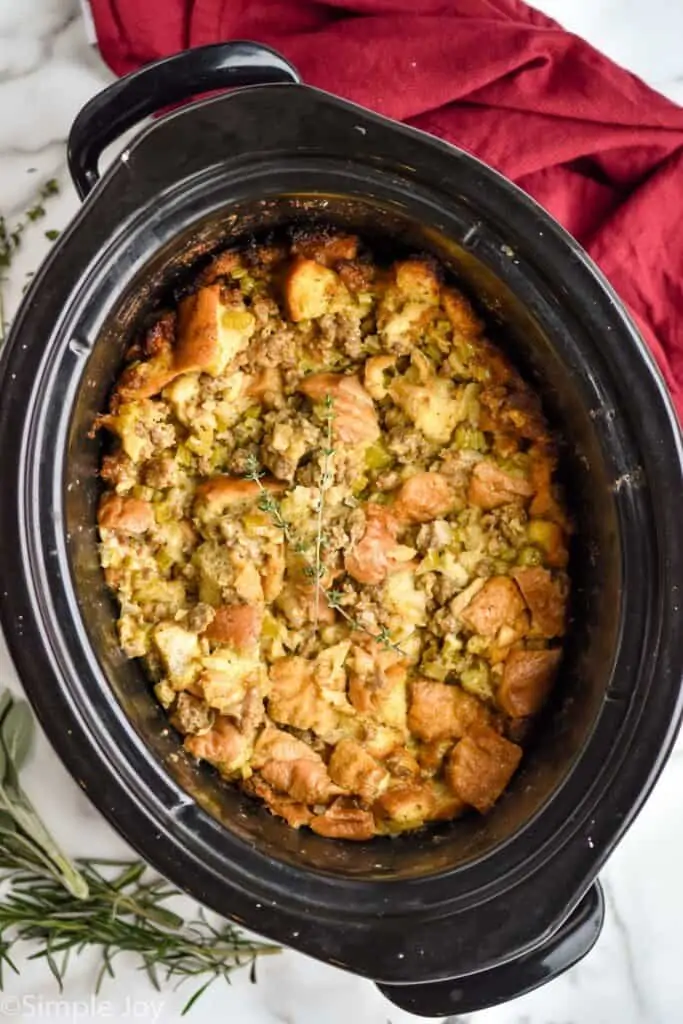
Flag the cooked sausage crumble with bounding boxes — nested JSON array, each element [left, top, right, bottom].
[[96, 230, 570, 839]]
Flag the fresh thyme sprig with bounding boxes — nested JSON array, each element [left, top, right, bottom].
[[243, 455, 293, 543], [326, 590, 403, 654], [313, 394, 336, 625], [243, 443, 404, 653], [0, 690, 279, 1012], [0, 177, 61, 342]]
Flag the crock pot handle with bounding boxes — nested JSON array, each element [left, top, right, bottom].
[[375, 880, 605, 1017], [67, 41, 301, 200]]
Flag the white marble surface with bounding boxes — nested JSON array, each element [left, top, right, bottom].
[[1, 1, 683, 1021]]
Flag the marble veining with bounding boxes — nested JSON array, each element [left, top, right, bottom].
[[602, 878, 650, 1022], [1, 1, 682, 1021]]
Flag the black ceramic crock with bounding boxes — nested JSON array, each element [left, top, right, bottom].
[[1, 41, 683, 1017]]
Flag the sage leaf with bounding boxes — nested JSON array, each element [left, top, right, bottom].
[[0, 685, 279, 1009], [1, 702, 33, 772], [0, 810, 16, 833], [0, 691, 12, 726]]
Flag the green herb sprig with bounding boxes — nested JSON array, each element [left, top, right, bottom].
[[325, 590, 403, 654], [243, 433, 404, 653], [0, 690, 279, 1012], [313, 394, 336, 625], [0, 690, 86, 899], [243, 455, 294, 542], [0, 177, 61, 341]]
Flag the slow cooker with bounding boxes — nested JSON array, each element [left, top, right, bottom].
[[1, 41, 683, 1017]]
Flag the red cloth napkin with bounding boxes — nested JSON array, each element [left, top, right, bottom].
[[89, 0, 683, 419]]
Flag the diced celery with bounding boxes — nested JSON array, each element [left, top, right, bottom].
[[518, 545, 542, 567], [176, 445, 195, 468], [186, 432, 213, 457], [466, 635, 490, 656], [365, 440, 394, 471], [493, 558, 515, 575], [528, 518, 564, 561], [261, 613, 284, 640], [443, 635, 464, 658], [496, 544, 517, 563], [424, 342, 442, 362], [499, 453, 529, 477], [132, 484, 153, 501], [422, 660, 449, 681], [221, 309, 254, 332], [416, 550, 440, 575], [154, 680, 176, 709], [154, 502, 174, 524], [156, 551, 174, 574], [460, 659, 493, 701], [454, 424, 486, 451], [242, 512, 268, 535]]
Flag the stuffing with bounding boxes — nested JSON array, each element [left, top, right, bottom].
[[408, 679, 492, 743], [498, 648, 562, 717], [284, 258, 343, 321], [445, 726, 522, 812], [98, 230, 569, 838], [298, 372, 380, 446]]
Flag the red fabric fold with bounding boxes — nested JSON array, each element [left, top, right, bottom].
[[89, 0, 683, 417]]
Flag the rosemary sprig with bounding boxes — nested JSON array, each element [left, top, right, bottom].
[[0, 177, 61, 342], [0, 690, 279, 1011], [0, 860, 279, 1010]]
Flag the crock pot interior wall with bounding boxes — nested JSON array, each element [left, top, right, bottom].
[[65, 194, 621, 878]]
